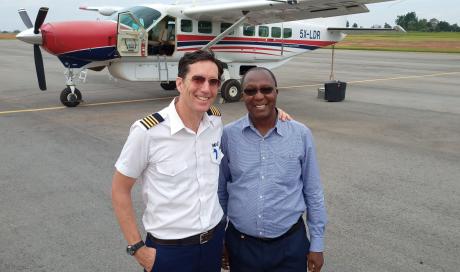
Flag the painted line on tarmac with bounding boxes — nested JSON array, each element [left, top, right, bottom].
[[2, 71, 458, 116], [278, 71, 460, 89], [0, 96, 175, 116]]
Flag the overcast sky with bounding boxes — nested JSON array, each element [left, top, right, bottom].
[[1, 0, 459, 31]]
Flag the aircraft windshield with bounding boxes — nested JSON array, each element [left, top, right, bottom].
[[113, 6, 161, 29]]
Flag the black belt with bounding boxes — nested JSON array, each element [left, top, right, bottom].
[[147, 219, 225, 246], [228, 217, 303, 243]]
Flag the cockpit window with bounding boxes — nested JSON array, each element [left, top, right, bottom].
[[112, 6, 161, 29]]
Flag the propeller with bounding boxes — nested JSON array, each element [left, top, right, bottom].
[[18, 7, 49, 91]]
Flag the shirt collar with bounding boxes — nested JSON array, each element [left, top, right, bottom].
[[167, 98, 213, 135], [241, 111, 285, 137]]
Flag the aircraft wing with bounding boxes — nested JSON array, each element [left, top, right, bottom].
[[79, 6, 124, 16], [182, 0, 394, 25]]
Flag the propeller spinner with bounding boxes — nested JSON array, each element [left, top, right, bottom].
[[17, 7, 49, 91]]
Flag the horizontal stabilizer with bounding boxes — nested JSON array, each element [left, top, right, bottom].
[[328, 25, 406, 34]]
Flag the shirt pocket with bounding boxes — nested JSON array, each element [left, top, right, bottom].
[[156, 160, 188, 176], [273, 146, 302, 181]]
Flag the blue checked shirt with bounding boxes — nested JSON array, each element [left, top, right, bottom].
[[218, 115, 327, 252]]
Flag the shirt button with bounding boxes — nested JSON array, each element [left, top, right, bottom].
[[259, 232, 263, 235], [261, 176, 265, 179], [262, 156, 265, 160], [259, 195, 263, 199], [258, 215, 261, 218]]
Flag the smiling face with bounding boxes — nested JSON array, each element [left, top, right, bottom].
[[176, 60, 220, 116], [242, 69, 278, 124]]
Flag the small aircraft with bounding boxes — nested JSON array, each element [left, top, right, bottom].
[[16, 0, 400, 107]]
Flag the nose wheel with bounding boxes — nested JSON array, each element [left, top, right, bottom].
[[220, 79, 242, 102], [60, 87, 82, 107]]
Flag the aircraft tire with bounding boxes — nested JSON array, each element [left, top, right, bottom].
[[160, 81, 177, 91], [60, 87, 82, 107], [221, 79, 242, 102]]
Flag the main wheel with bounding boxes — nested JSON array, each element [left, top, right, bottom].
[[60, 87, 82, 107], [160, 81, 176, 91], [220, 79, 242, 102]]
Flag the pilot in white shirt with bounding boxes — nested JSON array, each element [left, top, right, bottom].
[[112, 50, 226, 272]]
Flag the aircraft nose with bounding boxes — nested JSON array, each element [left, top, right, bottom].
[[16, 28, 42, 45]]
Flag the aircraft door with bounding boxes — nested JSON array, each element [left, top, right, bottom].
[[147, 16, 176, 56], [117, 12, 148, 57]]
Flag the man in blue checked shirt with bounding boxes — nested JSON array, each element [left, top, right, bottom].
[[218, 67, 327, 272]]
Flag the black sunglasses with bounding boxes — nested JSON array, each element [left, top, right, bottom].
[[189, 75, 221, 88], [243, 86, 276, 96]]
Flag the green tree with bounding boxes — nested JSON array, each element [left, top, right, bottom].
[[352, 22, 358, 28], [396, 11, 418, 31], [437, 21, 452, 31], [384, 22, 391, 28], [417, 19, 429, 32], [451, 24, 460, 32], [346, 21, 350, 28]]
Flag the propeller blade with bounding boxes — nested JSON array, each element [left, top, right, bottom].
[[34, 7, 49, 34], [34, 45, 47, 91], [18, 9, 33, 29]]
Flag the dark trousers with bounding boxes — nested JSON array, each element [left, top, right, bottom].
[[226, 220, 310, 272], [144, 222, 225, 272]]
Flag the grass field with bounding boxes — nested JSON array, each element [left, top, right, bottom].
[[2, 32, 460, 53], [0, 33, 17, 40], [334, 32, 460, 53]]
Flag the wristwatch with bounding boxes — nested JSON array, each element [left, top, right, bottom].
[[126, 240, 145, 256]]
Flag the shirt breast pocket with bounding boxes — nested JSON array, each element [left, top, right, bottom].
[[156, 160, 188, 177], [273, 144, 302, 178]]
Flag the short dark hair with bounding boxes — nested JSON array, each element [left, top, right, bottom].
[[241, 67, 278, 87], [178, 50, 224, 79]]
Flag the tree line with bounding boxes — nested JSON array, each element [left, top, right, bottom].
[[395, 12, 460, 32], [347, 11, 459, 32]]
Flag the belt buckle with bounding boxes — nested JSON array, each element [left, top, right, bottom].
[[199, 230, 212, 244]]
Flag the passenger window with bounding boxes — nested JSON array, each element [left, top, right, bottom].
[[243, 24, 255, 36], [181, 19, 192, 32], [271, 27, 281, 38], [283, 28, 292, 38], [220, 23, 234, 35], [258, 26, 269, 37], [198, 21, 212, 34]]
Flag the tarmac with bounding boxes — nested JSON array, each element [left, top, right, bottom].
[[1, 40, 460, 271]]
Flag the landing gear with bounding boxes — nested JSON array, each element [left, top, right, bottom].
[[59, 68, 86, 107], [60, 87, 82, 107], [160, 81, 176, 90], [220, 79, 242, 102]]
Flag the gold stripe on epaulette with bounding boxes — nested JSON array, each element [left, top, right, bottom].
[[139, 112, 164, 129], [207, 105, 221, 116]]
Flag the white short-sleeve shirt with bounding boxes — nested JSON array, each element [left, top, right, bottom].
[[115, 99, 224, 239]]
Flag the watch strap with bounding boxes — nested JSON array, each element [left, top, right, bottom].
[[127, 240, 145, 256]]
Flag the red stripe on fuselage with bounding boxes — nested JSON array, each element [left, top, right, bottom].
[[178, 48, 281, 56], [176, 34, 336, 47], [41, 21, 117, 55]]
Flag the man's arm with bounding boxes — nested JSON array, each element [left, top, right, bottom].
[[301, 128, 327, 272], [218, 131, 231, 270], [112, 170, 156, 271], [218, 131, 231, 215]]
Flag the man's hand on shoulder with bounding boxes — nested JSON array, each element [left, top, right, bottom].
[[135, 246, 157, 272], [307, 251, 324, 272], [277, 108, 293, 121]]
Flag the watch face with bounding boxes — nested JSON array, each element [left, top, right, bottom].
[[126, 245, 135, 255]]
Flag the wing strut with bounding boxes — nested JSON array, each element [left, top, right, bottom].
[[202, 13, 249, 51]]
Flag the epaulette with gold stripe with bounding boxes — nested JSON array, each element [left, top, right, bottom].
[[207, 105, 221, 116], [139, 112, 164, 130]]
